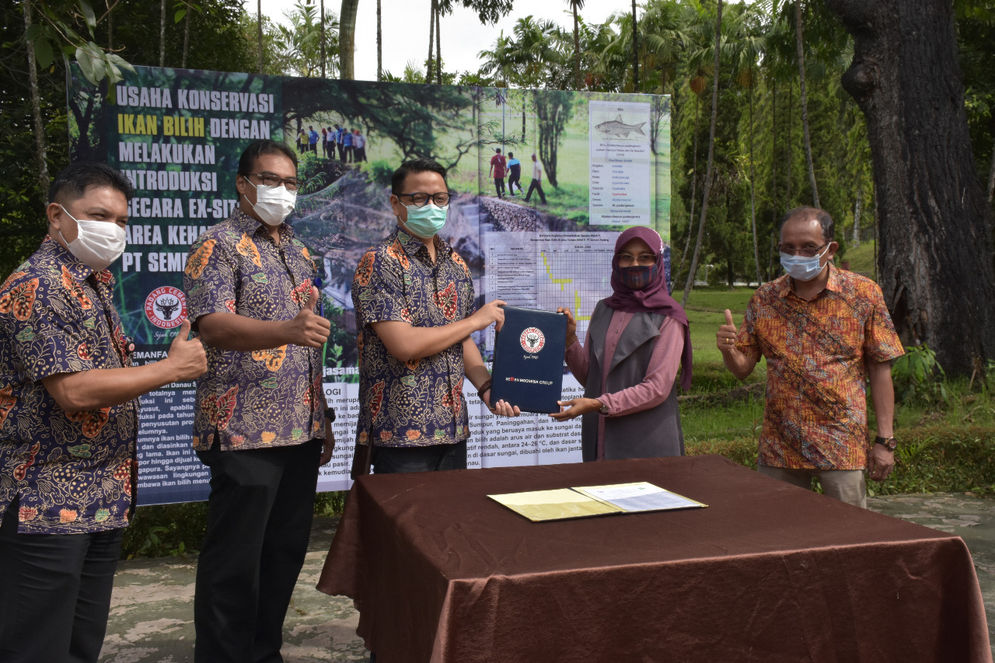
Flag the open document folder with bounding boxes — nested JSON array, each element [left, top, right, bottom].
[[488, 481, 707, 522]]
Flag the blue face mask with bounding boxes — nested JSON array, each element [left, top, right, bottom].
[[402, 203, 448, 238], [780, 244, 830, 281]]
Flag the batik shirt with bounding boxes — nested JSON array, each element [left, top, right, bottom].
[[735, 265, 904, 470], [353, 227, 475, 448], [0, 238, 137, 534], [184, 209, 326, 451]]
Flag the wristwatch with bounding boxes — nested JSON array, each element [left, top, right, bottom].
[[875, 435, 897, 451], [598, 400, 610, 415], [325, 406, 336, 423]]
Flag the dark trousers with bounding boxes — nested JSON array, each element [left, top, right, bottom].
[[493, 176, 505, 198], [372, 441, 467, 474], [524, 178, 546, 204], [0, 500, 124, 663], [508, 170, 522, 194], [194, 439, 322, 663]]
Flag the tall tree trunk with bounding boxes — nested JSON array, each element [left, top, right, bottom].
[[769, 73, 777, 280], [682, 0, 722, 307], [572, 5, 581, 89], [987, 139, 995, 205], [786, 84, 793, 201], [427, 0, 436, 81], [320, 0, 326, 77], [631, 0, 639, 89], [257, 0, 263, 73], [377, 0, 383, 81], [826, 0, 995, 376], [159, 0, 166, 66], [435, 7, 442, 84], [182, 1, 191, 68], [748, 69, 760, 285], [852, 182, 862, 246], [678, 92, 699, 273], [23, 1, 49, 195], [795, 1, 820, 208], [339, 0, 359, 79]]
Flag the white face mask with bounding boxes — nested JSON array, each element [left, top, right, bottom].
[[779, 243, 831, 282], [243, 179, 297, 226], [58, 205, 127, 271]]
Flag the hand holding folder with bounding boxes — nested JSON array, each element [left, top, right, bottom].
[[490, 306, 567, 413]]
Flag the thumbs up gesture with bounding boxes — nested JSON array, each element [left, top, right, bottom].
[[287, 285, 331, 348], [716, 308, 740, 354], [167, 318, 208, 380]]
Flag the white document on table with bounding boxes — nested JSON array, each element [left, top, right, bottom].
[[573, 481, 707, 513]]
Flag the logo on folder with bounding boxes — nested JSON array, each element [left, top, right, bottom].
[[519, 327, 545, 353]]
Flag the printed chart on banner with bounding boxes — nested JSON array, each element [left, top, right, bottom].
[[484, 231, 618, 351]]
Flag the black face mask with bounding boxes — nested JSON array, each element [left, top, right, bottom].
[[616, 264, 657, 290]]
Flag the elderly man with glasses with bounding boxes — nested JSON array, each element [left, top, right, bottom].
[[183, 139, 335, 662], [349, 158, 519, 478], [715, 206, 904, 508]]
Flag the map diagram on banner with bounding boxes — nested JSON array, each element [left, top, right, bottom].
[[484, 231, 617, 345]]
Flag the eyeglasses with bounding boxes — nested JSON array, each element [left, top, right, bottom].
[[616, 252, 658, 267], [249, 172, 300, 192], [777, 242, 828, 258], [395, 191, 453, 208]]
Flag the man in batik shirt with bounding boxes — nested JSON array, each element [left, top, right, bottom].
[[352, 158, 518, 476], [716, 207, 904, 508], [183, 139, 334, 663], [0, 162, 206, 662]]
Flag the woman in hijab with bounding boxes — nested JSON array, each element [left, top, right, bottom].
[[552, 227, 692, 461]]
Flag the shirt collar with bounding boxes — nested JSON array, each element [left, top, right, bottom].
[[776, 262, 842, 299], [42, 235, 110, 283], [231, 207, 295, 242], [395, 225, 449, 260]]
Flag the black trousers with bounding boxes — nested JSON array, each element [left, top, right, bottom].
[[194, 439, 322, 663], [372, 440, 467, 474], [0, 499, 124, 663], [524, 178, 546, 204]]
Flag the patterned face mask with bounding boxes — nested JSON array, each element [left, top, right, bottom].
[[616, 264, 658, 290]]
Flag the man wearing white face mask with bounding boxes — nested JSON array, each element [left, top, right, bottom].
[[348, 158, 520, 479], [714, 207, 904, 508], [183, 140, 335, 663], [0, 162, 207, 662]]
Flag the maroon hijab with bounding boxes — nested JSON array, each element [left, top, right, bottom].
[[604, 227, 693, 390]]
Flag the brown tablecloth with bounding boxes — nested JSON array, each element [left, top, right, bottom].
[[317, 455, 991, 663]]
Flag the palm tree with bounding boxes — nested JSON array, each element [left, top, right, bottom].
[[682, 0, 723, 307], [794, 0, 819, 207], [569, 0, 585, 89], [338, 0, 359, 79], [478, 32, 516, 87]]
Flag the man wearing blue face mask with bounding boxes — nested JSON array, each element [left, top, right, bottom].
[[350, 158, 520, 477], [715, 207, 904, 508]]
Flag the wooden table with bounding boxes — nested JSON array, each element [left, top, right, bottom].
[[318, 455, 992, 662]]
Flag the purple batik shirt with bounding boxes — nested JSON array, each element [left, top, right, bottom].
[[183, 209, 326, 452]]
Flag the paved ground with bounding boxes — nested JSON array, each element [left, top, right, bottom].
[[98, 493, 994, 663]]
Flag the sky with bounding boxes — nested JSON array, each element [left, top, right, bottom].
[[254, 0, 632, 81]]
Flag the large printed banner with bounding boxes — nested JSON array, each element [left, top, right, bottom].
[[68, 65, 671, 505]]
